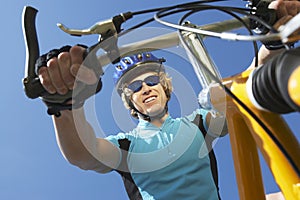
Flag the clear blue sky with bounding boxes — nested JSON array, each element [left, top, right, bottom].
[[1, 0, 299, 199]]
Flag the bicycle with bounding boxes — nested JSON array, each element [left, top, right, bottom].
[[22, 1, 300, 199]]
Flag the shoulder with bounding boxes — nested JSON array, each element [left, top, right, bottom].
[[184, 108, 209, 130], [105, 129, 137, 147], [185, 108, 209, 121]]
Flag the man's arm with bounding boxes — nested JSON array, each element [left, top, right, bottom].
[[53, 108, 120, 173], [38, 46, 120, 173], [205, 112, 228, 137]]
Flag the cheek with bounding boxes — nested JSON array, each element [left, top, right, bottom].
[[131, 94, 139, 103], [131, 94, 143, 108], [161, 93, 168, 104], [158, 87, 168, 102]]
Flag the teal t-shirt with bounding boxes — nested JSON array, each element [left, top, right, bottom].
[[106, 109, 218, 200]]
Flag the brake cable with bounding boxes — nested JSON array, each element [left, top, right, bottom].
[[119, 0, 223, 36]]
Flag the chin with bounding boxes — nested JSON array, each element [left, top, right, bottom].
[[145, 105, 164, 117]]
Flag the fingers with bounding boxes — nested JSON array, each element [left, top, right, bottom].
[[58, 52, 74, 90], [269, 0, 300, 19], [38, 45, 98, 95], [38, 66, 56, 94], [47, 57, 69, 94], [69, 46, 98, 85], [39, 56, 70, 95], [285, 1, 299, 16]]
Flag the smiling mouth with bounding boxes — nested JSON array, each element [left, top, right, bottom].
[[143, 96, 157, 103]]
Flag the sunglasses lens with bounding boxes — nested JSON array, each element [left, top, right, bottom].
[[145, 75, 160, 86], [128, 80, 143, 93], [127, 75, 160, 93]]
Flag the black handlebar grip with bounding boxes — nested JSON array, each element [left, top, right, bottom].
[[252, 47, 300, 113], [22, 6, 48, 99], [22, 6, 74, 103]]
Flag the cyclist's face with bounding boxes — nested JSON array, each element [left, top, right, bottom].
[[130, 72, 167, 117]]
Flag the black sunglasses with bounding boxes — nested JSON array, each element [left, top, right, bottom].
[[127, 75, 160, 93]]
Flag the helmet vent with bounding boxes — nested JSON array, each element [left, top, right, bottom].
[[137, 53, 143, 60], [116, 65, 123, 70], [124, 58, 131, 64]]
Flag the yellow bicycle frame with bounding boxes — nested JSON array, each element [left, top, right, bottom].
[[210, 68, 300, 200]]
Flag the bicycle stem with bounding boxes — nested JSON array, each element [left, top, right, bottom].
[[180, 22, 222, 89]]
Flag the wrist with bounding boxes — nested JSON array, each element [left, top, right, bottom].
[[256, 45, 285, 66]]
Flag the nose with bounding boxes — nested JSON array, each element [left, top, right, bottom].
[[141, 82, 151, 95]]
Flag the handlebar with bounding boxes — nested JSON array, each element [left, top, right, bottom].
[[21, 6, 131, 104], [22, 4, 300, 107], [249, 46, 300, 113]]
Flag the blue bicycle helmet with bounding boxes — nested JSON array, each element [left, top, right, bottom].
[[113, 52, 165, 95]]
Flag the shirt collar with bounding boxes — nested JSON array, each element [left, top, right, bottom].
[[137, 114, 172, 129]]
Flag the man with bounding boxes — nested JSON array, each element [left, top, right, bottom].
[[36, 0, 299, 199], [39, 50, 226, 199]]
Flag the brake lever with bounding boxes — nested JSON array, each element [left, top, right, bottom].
[[57, 11, 132, 64], [57, 12, 132, 38], [247, 0, 277, 34]]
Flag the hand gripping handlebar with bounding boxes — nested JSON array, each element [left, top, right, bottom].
[[22, 6, 132, 110]]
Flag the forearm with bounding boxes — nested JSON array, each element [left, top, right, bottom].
[[53, 108, 119, 173], [205, 111, 228, 137]]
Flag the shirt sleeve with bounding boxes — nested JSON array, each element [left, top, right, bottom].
[[186, 108, 209, 132], [105, 132, 127, 147], [105, 132, 129, 171]]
